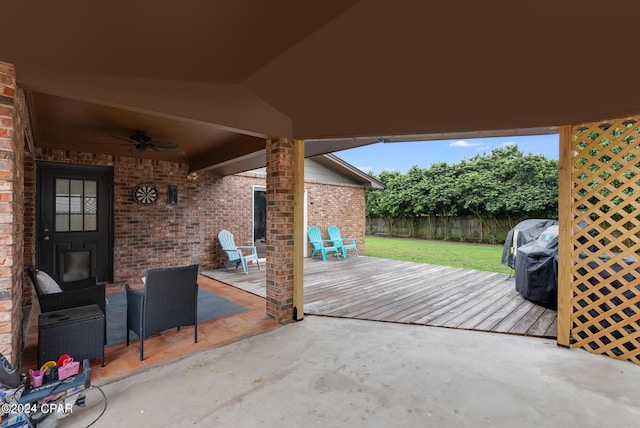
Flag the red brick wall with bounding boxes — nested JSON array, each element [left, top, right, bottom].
[[305, 181, 365, 255], [208, 173, 259, 268], [0, 62, 26, 365], [265, 138, 295, 322], [23, 151, 35, 304], [25, 152, 367, 286], [33, 150, 218, 286], [208, 172, 368, 264]]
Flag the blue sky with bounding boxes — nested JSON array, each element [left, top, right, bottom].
[[334, 133, 559, 175]]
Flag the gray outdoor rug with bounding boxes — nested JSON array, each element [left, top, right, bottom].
[[106, 288, 246, 345]]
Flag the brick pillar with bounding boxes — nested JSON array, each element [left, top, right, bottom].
[[265, 138, 294, 322], [0, 62, 23, 365]]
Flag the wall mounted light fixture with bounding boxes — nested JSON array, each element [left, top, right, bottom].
[[168, 185, 178, 204], [186, 172, 199, 181]]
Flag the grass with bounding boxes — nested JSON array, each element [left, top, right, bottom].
[[364, 236, 512, 274]]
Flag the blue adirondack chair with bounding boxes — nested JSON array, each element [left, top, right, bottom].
[[307, 226, 341, 261], [217, 230, 261, 274], [328, 225, 358, 258]]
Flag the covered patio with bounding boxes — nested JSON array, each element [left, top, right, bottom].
[[59, 316, 640, 427], [0, 0, 639, 375], [21, 275, 279, 385], [24, 254, 559, 386]]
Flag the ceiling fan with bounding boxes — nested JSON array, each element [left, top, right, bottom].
[[116, 130, 184, 155]]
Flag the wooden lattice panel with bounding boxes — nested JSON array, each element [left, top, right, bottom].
[[571, 116, 640, 364]]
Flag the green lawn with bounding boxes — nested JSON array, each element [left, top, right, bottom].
[[364, 236, 512, 274]]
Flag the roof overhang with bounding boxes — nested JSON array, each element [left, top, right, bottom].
[[2, 1, 639, 173], [310, 153, 384, 189]]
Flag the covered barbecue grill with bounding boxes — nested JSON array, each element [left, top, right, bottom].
[[515, 225, 559, 309], [502, 219, 558, 269]]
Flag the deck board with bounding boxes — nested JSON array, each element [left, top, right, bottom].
[[202, 256, 557, 338]]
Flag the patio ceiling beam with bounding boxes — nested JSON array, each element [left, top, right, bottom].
[[18, 71, 293, 139], [304, 127, 558, 148], [188, 136, 265, 174]]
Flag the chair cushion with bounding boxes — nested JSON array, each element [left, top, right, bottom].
[[35, 270, 62, 294]]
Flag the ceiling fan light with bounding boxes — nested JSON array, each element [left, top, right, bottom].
[[132, 130, 151, 144]]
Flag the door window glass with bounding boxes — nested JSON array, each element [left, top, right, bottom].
[[55, 179, 98, 232]]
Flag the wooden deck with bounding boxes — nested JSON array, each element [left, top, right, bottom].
[[202, 256, 557, 338]]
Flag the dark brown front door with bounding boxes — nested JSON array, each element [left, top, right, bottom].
[[36, 162, 113, 283]]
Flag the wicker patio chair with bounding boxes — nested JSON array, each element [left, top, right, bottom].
[[126, 264, 199, 361], [28, 266, 106, 314]]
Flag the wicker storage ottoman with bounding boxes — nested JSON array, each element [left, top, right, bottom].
[[38, 304, 105, 367]]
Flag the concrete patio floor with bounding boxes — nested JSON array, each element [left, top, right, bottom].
[[63, 316, 639, 427]]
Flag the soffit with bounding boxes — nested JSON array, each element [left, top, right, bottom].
[[244, 0, 640, 138], [3, 0, 358, 84], [2, 1, 639, 175]]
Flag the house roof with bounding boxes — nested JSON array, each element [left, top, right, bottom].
[[310, 154, 384, 189], [2, 1, 639, 174], [247, 153, 384, 189]]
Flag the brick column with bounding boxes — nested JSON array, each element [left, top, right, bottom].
[[265, 138, 295, 322], [0, 62, 23, 365]]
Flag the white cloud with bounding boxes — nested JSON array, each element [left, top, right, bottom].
[[356, 166, 373, 173], [475, 144, 491, 151], [501, 141, 517, 147], [449, 140, 483, 148]]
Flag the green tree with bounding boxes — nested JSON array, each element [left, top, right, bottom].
[[365, 145, 558, 241]]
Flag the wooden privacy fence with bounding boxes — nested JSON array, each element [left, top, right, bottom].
[[367, 216, 520, 244], [567, 116, 640, 364]]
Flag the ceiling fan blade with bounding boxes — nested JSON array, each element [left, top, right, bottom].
[[149, 140, 180, 149], [115, 135, 135, 143], [110, 131, 182, 154], [151, 146, 185, 155]]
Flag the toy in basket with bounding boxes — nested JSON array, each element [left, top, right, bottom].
[[57, 358, 80, 380]]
